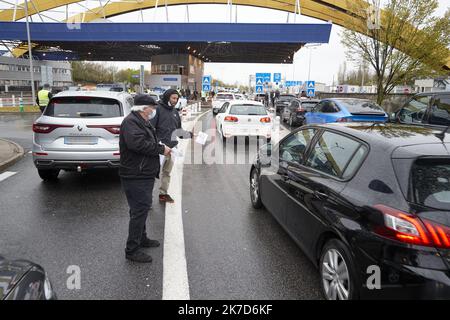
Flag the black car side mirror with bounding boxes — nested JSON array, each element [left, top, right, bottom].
[[388, 112, 398, 123]]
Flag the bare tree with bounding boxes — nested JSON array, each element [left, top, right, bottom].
[[341, 0, 449, 104]]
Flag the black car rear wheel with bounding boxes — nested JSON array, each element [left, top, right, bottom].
[[319, 239, 359, 300], [250, 167, 263, 209], [38, 169, 60, 181]]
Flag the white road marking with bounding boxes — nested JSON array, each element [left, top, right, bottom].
[[0, 171, 17, 182], [162, 109, 210, 300], [28, 151, 32, 154]]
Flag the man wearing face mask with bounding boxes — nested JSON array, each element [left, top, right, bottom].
[[119, 94, 171, 263], [151, 88, 193, 203]]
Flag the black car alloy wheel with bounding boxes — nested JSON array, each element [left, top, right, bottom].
[[250, 168, 262, 209], [319, 239, 359, 300]]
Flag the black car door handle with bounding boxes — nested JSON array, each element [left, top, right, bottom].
[[314, 190, 328, 200]]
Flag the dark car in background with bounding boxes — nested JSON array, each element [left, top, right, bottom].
[[393, 91, 450, 127], [250, 122, 450, 300], [281, 99, 319, 127], [275, 94, 296, 114], [254, 94, 266, 104], [0, 255, 56, 300]]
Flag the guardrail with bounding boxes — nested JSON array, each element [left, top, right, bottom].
[[181, 102, 202, 121], [0, 96, 34, 107]]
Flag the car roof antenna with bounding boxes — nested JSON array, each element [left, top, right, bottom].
[[435, 125, 449, 142]]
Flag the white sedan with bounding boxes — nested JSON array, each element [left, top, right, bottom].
[[212, 92, 237, 114], [215, 100, 273, 141]]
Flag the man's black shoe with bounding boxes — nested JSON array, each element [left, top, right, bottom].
[[141, 238, 160, 248], [126, 250, 152, 263]]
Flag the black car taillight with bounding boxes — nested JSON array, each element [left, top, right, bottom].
[[372, 204, 450, 248], [32, 123, 73, 134]]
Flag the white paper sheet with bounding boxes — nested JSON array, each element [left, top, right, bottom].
[[195, 131, 208, 145]]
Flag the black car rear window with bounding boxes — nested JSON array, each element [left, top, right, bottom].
[[411, 158, 450, 210], [279, 95, 295, 101], [45, 97, 122, 118], [302, 102, 318, 110], [337, 100, 385, 114]]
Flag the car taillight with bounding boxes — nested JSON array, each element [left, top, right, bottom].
[[336, 118, 352, 122], [373, 204, 450, 248], [260, 117, 271, 123], [86, 125, 120, 134], [224, 116, 238, 122], [32, 123, 73, 134]]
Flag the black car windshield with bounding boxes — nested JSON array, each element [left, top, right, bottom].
[[411, 158, 450, 210], [229, 105, 267, 115], [45, 97, 122, 118], [337, 99, 385, 114]]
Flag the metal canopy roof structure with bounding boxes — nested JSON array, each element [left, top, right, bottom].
[[0, 22, 332, 63]]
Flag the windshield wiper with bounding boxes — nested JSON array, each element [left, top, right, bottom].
[[78, 112, 103, 117]]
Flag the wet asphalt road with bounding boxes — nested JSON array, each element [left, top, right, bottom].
[[0, 112, 322, 299]]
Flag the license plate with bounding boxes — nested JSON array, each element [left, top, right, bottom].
[[64, 136, 98, 145]]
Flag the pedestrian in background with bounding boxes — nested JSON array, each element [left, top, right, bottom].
[[36, 83, 52, 113], [119, 94, 171, 263], [151, 89, 193, 203]]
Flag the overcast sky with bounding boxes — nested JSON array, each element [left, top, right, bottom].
[[105, 0, 449, 86], [3, 1, 445, 86]]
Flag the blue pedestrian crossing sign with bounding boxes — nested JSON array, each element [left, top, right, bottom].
[[274, 73, 282, 82], [256, 77, 264, 86], [202, 75, 212, 92], [306, 81, 315, 89], [307, 88, 315, 97], [255, 86, 264, 93], [256, 73, 271, 83]]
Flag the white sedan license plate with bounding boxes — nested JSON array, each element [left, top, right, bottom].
[[64, 136, 98, 145]]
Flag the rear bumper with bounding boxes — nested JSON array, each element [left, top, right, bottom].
[[222, 127, 272, 138], [34, 159, 120, 170], [355, 236, 450, 299], [32, 146, 120, 170], [359, 263, 450, 299]]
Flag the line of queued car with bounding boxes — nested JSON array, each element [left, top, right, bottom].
[[250, 91, 450, 299]]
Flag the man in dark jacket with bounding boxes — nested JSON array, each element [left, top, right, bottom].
[[120, 94, 171, 263], [151, 89, 193, 203]]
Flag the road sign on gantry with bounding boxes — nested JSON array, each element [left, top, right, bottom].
[[202, 75, 211, 92], [256, 77, 264, 86], [274, 73, 282, 82], [306, 81, 315, 89]]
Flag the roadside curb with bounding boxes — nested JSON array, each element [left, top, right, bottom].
[[0, 138, 25, 172]]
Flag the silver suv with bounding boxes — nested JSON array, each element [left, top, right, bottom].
[[32, 91, 133, 180]]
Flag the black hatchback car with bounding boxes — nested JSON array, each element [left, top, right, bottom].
[[393, 91, 450, 126], [281, 99, 319, 127], [250, 123, 450, 299], [275, 94, 297, 114], [0, 255, 56, 300]]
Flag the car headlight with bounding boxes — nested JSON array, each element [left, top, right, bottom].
[[43, 273, 54, 300]]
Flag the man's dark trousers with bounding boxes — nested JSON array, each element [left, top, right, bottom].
[[121, 178, 155, 254]]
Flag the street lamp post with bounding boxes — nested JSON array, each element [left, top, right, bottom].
[[305, 44, 321, 82], [24, 0, 36, 106]]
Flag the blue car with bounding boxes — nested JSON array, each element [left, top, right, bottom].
[[304, 98, 388, 124]]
